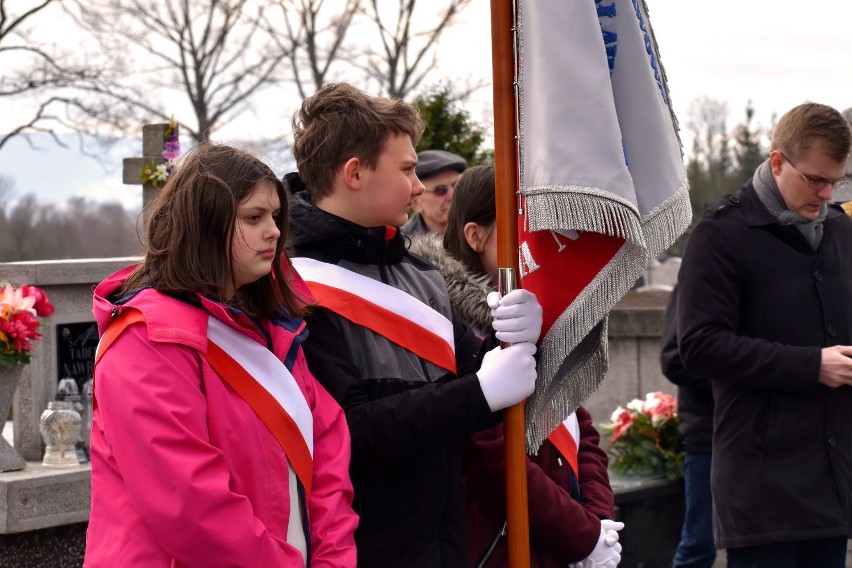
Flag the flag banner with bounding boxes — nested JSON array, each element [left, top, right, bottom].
[[517, 0, 692, 451]]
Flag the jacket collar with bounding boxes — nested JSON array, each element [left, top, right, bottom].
[[93, 264, 303, 354], [738, 182, 779, 227], [286, 172, 407, 265], [739, 180, 848, 227]]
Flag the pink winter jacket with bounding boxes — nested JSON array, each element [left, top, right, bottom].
[[84, 265, 358, 567]]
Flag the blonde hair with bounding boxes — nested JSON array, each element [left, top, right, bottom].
[[771, 103, 852, 162]]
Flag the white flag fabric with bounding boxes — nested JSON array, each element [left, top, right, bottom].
[[516, 0, 691, 451]]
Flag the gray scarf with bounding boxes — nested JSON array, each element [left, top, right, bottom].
[[752, 159, 826, 250]]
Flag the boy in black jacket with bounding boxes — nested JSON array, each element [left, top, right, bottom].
[[285, 82, 542, 568]]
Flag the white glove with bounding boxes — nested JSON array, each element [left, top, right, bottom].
[[600, 519, 624, 547], [487, 289, 543, 345], [477, 342, 537, 412], [567, 520, 624, 568]]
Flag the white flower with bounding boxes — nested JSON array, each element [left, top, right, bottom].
[[150, 164, 169, 184], [644, 392, 661, 411], [625, 398, 644, 414], [609, 405, 626, 423], [0, 284, 37, 317]]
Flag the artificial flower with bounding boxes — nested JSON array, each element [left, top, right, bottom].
[[150, 164, 169, 184], [20, 284, 55, 317], [1, 285, 36, 317], [601, 391, 683, 479], [139, 116, 180, 189], [0, 283, 52, 370], [162, 138, 180, 161]]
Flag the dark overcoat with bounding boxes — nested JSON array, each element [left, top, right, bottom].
[[676, 181, 852, 549]]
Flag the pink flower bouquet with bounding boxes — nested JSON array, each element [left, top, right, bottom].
[[0, 284, 55, 370], [602, 391, 683, 479]]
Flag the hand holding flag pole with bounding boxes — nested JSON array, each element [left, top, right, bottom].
[[489, 0, 530, 565]]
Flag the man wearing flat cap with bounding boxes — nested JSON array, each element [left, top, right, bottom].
[[402, 149, 467, 236]]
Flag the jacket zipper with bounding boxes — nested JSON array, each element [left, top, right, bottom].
[[476, 521, 507, 568]]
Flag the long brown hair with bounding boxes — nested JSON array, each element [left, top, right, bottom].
[[121, 143, 307, 318]]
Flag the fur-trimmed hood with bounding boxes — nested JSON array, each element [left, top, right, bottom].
[[406, 232, 494, 333]]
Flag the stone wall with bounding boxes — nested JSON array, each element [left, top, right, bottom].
[[586, 289, 673, 427]]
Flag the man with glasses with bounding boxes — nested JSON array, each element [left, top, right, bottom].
[[676, 102, 852, 568], [402, 149, 467, 236]]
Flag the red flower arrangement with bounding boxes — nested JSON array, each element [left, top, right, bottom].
[[0, 284, 55, 370], [602, 391, 683, 479]]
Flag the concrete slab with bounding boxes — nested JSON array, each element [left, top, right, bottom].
[[1, 422, 90, 534]]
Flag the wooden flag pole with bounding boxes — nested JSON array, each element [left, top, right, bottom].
[[489, 1, 530, 566]]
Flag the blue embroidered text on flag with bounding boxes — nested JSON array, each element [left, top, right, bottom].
[[516, 0, 692, 451]]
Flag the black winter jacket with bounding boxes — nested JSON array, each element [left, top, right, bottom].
[[660, 285, 714, 453], [677, 182, 852, 549], [286, 175, 497, 567]]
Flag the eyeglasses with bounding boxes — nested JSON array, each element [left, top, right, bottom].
[[780, 153, 848, 190], [422, 183, 454, 197]]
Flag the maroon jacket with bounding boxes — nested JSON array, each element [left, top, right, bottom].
[[464, 406, 615, 567]]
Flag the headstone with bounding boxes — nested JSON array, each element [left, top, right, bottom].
[[122, 122, 180, 227], [636, 256, 681, 291], [4, 259, 137, 461], [55, 322, 98, 398]]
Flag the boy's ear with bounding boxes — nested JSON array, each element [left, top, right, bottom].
[[463, 222, 483, 252], [342, 157, 362, 190]]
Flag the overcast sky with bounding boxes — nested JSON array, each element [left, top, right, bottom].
[[448, 0, 852, 137], [2, 0, 851, 208]]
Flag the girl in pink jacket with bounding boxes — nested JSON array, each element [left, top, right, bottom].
[[85, 144, 358, 567]]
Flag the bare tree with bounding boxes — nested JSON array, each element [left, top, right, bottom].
[[0, 193, 141, 261], [271, 0, 360, 100], [0, 174, 14, 203], [686, 96, 731, 179], [358, 0, 473, 99], [71, 0, 292, 142], [0, 0, 105, 151]]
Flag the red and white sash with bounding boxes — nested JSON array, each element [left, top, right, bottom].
[[205, 316, 311, 561], [292, 257, 457, 373], [547, 412, 580, 478], [96, 310, 313, 562]]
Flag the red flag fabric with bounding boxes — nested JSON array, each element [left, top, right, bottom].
[[516, 0, 691, 451]]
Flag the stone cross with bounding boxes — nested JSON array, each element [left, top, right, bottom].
[[122, 122, 180, 227]]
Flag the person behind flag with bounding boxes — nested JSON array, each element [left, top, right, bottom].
[[677, 102, 852, 568], [409, 164, 622, 568], [661, 285, 716, 568], [284, 82, 540, 568], [401, 149, 467, 236], [85, 143, 358, 567]]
